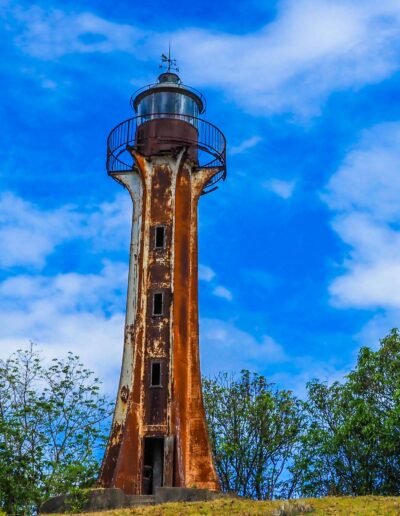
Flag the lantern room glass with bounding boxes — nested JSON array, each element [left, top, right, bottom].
[[136, 91, 199, 127]]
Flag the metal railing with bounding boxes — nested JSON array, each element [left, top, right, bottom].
[[106, 113, 227, 193]]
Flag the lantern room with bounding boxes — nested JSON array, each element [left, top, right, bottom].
[[131, 72, 205, 159], [132, 72, 205, 121], [106, 65, 226, 194]]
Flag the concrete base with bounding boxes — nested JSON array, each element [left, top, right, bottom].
[[40, 487, 224, 513]]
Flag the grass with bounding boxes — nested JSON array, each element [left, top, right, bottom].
[[59, 495, 400, 515]]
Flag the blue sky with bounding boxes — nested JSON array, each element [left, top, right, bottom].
[[1, 0, 400, 396]]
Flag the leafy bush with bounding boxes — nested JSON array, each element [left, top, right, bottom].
[[291, 329, 400, 497], [0, 344, 111, 515], [203, 370, 303, 499]]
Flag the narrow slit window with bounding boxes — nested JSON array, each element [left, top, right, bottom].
[[155, 226, 165, 249], [151, 362, 162, 387], [153, 292, 163, 316]]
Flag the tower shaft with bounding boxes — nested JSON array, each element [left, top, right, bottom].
[[99, 149, 220, 494]]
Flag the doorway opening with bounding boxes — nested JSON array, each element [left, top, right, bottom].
[[143, 437, 164, 495]]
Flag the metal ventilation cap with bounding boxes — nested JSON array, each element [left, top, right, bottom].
[[158, 72, 181, 84]]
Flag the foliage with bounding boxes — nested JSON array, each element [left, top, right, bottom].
[[0, 344, 111, 515], [203, 370, 304, 500], [292, 328, 400, 497], [3, 329, 400, 511]]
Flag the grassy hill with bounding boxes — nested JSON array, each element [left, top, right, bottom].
[[62, 496, 400, 515]]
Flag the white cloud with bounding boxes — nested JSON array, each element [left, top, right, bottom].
[[212, 285, 233, 301], [9, 1, 400, 117], [198, 264, 216, 282], [323, 123, 400, 220], [263, 178, 297, 199], [323, 122, 400, 309], [0, 260, 127, 312], [355, 310, 400, 351], [199, 265, 234, 301], [200, 318, 287, 375], [0, 192, 132, 269], [200, 319, 352, 398], [172, 0, 400, 117], [268, 359, 350, 399], [329, 236, 400, 309], [0, 176, 355, 405], [84, 195, 133, 252], [0, 192, 81, 268], [13, 7, 143, 59], [230, 136, 262, 156], [0, 191, 134, 394], [0, 262, 127, 394]]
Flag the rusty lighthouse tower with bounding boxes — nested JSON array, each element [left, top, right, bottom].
[[99, 56, 226, 495]]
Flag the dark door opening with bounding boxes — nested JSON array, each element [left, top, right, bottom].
[[143, 437, 164, 495]]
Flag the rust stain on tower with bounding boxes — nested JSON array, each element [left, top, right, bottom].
[[99, 64, 227, 495]]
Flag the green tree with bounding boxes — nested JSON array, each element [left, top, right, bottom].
[[293, 329, 400, 497], [0, 344, 111, 515], [203, 370, 304, 499]]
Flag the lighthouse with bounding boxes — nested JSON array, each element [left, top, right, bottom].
[[99, 56, 227, 496]]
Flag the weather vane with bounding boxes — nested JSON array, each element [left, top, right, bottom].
[[160, 42, 179, 73]]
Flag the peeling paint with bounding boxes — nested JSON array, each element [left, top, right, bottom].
[[99, 119, 223, 494]]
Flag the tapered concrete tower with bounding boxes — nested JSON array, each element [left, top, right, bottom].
[[99, 59, 226, 496]]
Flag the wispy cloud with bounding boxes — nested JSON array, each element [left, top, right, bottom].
[[323, 122, 400, 309], [200, 319, 349, 397], [0, 261, 127, 394], [13, 7, 143, 59], [8, 1, 400, 117], [1, 0, 393, 408], [268, 359, 350, 399], [0, 192, 132, 269], [0, 260, 127, 313], [230, 136, 262, 155], [172, 0, 400, 117], [198, 264, 216, 282], [200, 319, 351, 397], [0, 192, 80, 268], [200, 318, 287, 375], [0, 191, 130, 395], [212, 285, 233, 301], [198, 264, 233, 301], [263, 178, 297, 199]]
